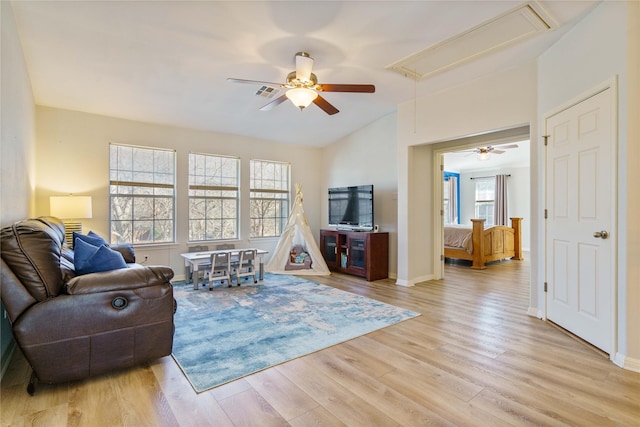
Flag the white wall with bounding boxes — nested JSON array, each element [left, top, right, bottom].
[[35, 107, 324, 279], [0, 1, 37, 374], [538, 1, 639, 369], [321, 112, 398, 277], [396, 63, 538, 285]]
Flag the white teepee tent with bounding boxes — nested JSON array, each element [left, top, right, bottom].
[[265, 184, 330, 275]]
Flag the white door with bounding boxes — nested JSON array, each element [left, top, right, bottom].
[[545, 88, 615, 353]]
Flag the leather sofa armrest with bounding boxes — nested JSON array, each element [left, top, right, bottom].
[[110, 244, 136, 264], [65, 266, 174, 295]]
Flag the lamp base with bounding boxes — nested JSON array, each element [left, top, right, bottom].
[[62, 221, 82, 248]]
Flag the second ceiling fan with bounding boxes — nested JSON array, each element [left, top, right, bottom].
[[227, 52, 375, 115]]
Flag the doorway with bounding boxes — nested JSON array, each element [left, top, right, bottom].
[[431, 126, 531, 279]]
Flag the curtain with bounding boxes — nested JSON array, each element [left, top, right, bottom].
[[494, 174, 508, 225], [447, 176, 458, 224]]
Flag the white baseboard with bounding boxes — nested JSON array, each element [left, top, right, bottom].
[[614, 352, 640, 373], [395, 273, 434, 287], [527, 307, 544, 319]]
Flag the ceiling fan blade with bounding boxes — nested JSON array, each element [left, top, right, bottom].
[[295, 52, 314, 82], [313, 95, 340, 115], [227, 77, 283, 87], [492, 149, 506, 154], [317, 84, 375, 93], [259, 94, 288, 111], [497, 143, 519, 149]]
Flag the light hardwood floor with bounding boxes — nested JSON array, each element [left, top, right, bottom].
[[2, 257, 639, 426]]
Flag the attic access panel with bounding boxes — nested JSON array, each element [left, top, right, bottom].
[[387, 2, 555, 81]]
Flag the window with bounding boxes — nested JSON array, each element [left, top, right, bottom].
[[188, 153, 239, 241], [109, 144, 175, 244], [443, 172, 460, 225], [250, 159, 290, 237], [474, 177, 495, 226]]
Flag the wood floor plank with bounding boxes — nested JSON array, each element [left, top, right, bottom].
[[150, 357, 235, 427], [276, 357, 401, 426], [245, 368, 319, 421], [2, 256, 639, 426], [217, 387, 289, 427]]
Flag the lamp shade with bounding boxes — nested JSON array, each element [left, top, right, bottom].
[[50, 196, 93, 219], [286, 88, 318, 110]]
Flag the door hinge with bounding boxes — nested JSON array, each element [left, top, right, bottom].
[[440, 164, 444, 171], [441, 254, 444, 261], [543, 135, 549, 146], [544, 282, 548, 292], [544, 209, 548, 219], [441, 209, 444, 216]]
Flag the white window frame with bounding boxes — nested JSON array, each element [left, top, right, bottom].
[[109, 143, 176, 245], [474, 177, 495, 226], [249, 159, 290, 238], [188, 152, 240, 242]]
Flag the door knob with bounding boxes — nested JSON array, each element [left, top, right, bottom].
[[593, 230, 609, 239]]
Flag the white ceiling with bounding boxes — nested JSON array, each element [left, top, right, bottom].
[[11, 1, 597, 147], [444, 139, 530, 173]]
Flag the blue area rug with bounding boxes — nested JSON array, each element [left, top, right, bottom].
[[171, 273, 420, 393]]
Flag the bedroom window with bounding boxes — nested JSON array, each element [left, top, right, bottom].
[[109, 144, 176, 244], [188, 153, 239, 241], [474, 177, 495, 226], [249, 159, 290, 238], [444, 172, 460, 224]]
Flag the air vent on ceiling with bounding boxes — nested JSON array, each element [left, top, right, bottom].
[[256, 86, 280, 98], [386, 2, 556, 81]]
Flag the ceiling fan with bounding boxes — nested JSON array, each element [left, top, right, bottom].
[[227, 52, 375, 115], [462, 144, 519, 160]]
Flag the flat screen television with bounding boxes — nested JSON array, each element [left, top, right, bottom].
[[328, 185, 374, 231]]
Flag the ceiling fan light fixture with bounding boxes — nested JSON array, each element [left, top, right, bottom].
[[286, 87, 318, 110], [478, 151, 490, 161]]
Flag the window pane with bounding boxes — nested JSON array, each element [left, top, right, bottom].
[[188, 153, 239, 242], [110, 144, 175, 244], [249, 159, 290, 238]]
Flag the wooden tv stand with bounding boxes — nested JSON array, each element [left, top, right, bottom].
[[319, 229, 389, 281]]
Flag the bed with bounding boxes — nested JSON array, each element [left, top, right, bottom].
[[444, 217, 523, 269]]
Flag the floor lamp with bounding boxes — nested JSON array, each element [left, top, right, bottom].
[[49, 195, 93, 247]]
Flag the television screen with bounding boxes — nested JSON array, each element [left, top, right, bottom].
[[328, 185, 374, 230]]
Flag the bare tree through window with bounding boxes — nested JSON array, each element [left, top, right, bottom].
[[188, 153, 239, 241], [110, 144, 176, 244], [250, 160, 290, 238]]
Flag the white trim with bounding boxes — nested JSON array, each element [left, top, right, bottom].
[[527, 307, 544, 319], [613, 352, 640, 373], [622, 356, 640, 373], [396, 273, 434, 287]]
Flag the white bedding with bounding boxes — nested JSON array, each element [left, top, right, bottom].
[[444, 224, 474, 254]]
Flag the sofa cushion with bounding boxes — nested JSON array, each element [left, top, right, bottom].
[[73, 238, 127, 275], [0, 217, 65, 300], [73, 231, 107, 248]]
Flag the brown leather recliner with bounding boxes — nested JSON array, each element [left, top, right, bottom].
[[0, 217, 175, 394]]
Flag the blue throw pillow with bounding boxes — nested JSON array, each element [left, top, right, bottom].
[[88, 230, 108, 243], [74, 238, 127, 275], [73, 231, 107, 248]]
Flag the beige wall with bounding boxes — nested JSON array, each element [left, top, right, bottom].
[[35, 107, 324, 278], [321, 112, 398, 277], [1, 2, 36, 225], [1, 1, 37, 372]]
